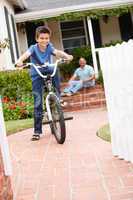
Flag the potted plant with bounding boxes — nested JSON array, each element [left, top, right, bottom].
[[0, 38, 10, 53]]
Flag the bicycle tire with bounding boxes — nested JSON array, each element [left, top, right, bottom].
[[49, 95, 66, 144]]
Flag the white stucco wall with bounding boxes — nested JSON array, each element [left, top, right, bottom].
[[99, 16, 121, 45], [0, 0, 18, 70], [0, 1, 12, 70]]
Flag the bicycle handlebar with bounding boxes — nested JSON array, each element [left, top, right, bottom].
[[16, 59, 67, 79]]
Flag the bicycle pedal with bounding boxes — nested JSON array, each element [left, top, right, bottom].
[[64, 116, 73, 121], [42, 119, 52, 125]]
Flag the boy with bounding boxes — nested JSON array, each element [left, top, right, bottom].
[[16, 26, 73, 141]]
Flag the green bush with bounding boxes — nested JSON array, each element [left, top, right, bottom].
[[71, 45, 93, 66], [103, 40, 122, 47], [96, 69, 104, 86], [0, 69, 32, 99], [59, 46, 92, 80], [0, 69, 33, 121], [2, 96, 34, 121]]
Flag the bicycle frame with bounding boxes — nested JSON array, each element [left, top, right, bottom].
[[46, 92, 57, 122], [15, 59, 73, 143], [23, 59, 65, 123]]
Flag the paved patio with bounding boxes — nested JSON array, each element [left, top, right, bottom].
[[8, 108, 133, 200]]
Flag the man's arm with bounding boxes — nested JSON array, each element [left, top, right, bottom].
[[69, 74, 77, 82], [68, 68, 79, 84], [82, 66, 95, 83], [82, 74, 95, 83], [65, 74, 77, 87]]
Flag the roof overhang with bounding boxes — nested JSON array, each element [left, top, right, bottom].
[[15, 0, 133, 23], [8, 0, 27, 9]]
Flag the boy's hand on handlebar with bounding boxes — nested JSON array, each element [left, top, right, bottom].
[[63, 55, 73, 64], [15, 61, 24, 70], [67, 55, 73, 62]]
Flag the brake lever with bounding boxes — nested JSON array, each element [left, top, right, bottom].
[[60, 59, 68, 64]]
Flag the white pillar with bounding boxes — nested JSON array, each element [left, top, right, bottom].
[[0, 96, 12, 176], [87, 17, 98, 77]]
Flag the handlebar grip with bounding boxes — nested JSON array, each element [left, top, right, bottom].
[[60, 59, 68, 64], [15, 63, 30, 69], [14, 63, 19, 68], [23, 64, 30, 69]]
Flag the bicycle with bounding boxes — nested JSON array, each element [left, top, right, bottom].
[[20, 59, 72, 144]]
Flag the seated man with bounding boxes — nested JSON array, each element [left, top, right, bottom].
[[61, 57, 95, 96]]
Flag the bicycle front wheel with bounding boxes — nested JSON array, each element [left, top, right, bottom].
[[49, 95, 66, 144]]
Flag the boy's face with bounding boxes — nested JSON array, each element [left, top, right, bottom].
[[36, 33, 50, 48]]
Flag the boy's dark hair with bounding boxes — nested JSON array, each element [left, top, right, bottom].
[[35, 26, 51, 38]]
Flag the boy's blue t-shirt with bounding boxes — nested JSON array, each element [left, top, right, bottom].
[[27, 42, 55, 80]]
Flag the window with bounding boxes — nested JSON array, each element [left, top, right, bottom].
[[60, 20, 87, 53], [119, 13, 133, 41]]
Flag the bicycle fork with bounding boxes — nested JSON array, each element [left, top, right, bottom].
[[45, 92, 57, 122]]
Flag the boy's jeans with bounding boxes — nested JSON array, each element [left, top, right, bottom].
[[31, 66, 60, 134], [64, 80, 95, 94]]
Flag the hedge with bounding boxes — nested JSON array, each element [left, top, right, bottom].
[[0, 69, 33, 121], [0, 69, 32, 99]]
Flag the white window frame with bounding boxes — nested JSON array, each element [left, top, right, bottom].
[[60, 18, 88, 52]]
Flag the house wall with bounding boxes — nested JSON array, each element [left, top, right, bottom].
[[0, 0, 17, 70], [0, 1, 12, 70], [17, 25, 28, 54], [47, 18, 121, 50], [47, 20, 63, 50], [99, 16, 121, 45], [17, 17, 122, 58]]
